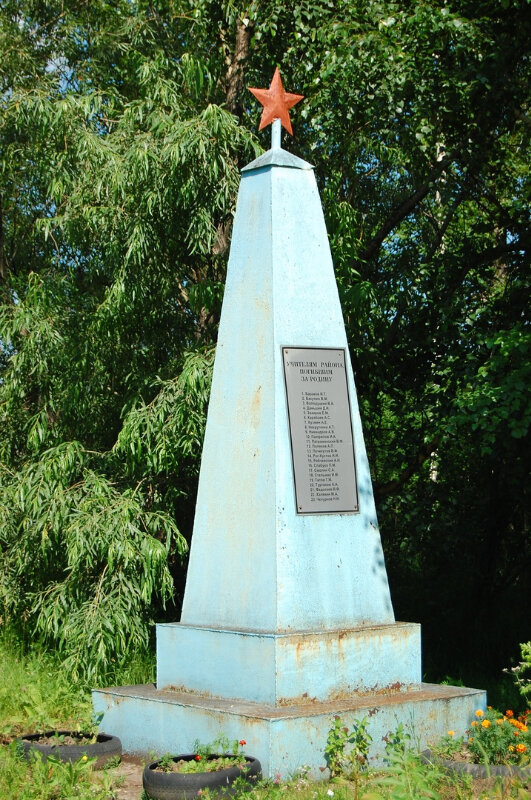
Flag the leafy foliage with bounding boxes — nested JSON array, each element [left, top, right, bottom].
[[115, 346, 215, 483], [0, 441, 184, 683], [0, 0, 529, 684], [505, 643, 531, 707]]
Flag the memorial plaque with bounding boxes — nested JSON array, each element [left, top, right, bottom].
[[282, 347, 359, 514]]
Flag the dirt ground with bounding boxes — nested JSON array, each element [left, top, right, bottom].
[[105, 754, 145, 800]]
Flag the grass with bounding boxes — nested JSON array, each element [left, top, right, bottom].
[[0, 639, 93, 741], [238, 763, 529, 800], [0, 744, 117, 800], [0, 636, 529, 800]]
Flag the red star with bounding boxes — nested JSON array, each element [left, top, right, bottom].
[[248, 68, 304, 136]]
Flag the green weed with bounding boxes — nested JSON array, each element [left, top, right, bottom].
[[325, 716, 372, 779], [0, 743, 113, 800]]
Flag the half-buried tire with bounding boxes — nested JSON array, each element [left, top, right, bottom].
[[19, 731, 122, 769], [142, 754, 262, 800]]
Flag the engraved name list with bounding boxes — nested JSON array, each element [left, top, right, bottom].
[[282, 347, 359, 514]]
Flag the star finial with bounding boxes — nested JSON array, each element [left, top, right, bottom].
[[248, 68, 304, 137]]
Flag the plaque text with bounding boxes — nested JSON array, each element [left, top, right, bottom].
[[282, 347, 359, 514]]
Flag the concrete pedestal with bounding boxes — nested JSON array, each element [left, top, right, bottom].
[[92, 681, 485, 779]]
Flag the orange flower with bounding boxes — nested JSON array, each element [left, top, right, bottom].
[[481, 720, 491, 729], [447, 730, 455, 737], [239, 740, 246, 746], [194, 755, 202, 761], [471, 721, 478, 727], [509, 745, 515, 752], [516, 744, 527, 754], [496, 719, 504, 726], [469, 737, 474, 744], [475, 709, 484, 718], [506, 709, 514, 718]]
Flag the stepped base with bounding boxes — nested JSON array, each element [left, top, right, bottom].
[[92, 682, 485, 779], [156, 621, 421, 704]]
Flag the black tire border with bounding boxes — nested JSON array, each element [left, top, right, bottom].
[[142, 753, 262, 800], [18, 730, 122, 770], [421, 749, 531, 783]]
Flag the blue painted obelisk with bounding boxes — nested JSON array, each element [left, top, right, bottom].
[[93, 74, 485, 776], [178, 143, 395, 632]]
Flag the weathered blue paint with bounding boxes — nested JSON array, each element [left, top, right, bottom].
[[92, 142, 487, 773], [180, 149, 394, 633], [156, 622, 421, 703], [92, 682, 486, 779]]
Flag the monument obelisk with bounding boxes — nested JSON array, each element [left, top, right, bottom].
[[93, 69, 485, 777]]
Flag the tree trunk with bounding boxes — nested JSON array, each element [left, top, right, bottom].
[[209, 14, 254, 266], [0, 192, 7, 283], [224, 16, 254, 118]]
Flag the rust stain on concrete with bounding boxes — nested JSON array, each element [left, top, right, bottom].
[[251, 384, 262, 428], [94, 682, 484, 727]]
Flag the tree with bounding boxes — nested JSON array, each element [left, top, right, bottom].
[[295, 0, 531, 680], [0, 0, 529, 685]]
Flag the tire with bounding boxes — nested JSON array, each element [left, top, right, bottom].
[[421, 749, 531, 782], [142, 753, 262, 800], [19, 731, 122, 770]]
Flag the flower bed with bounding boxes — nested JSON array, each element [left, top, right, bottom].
[[426, 706, 531, 780], [142, 737, 262, 800]]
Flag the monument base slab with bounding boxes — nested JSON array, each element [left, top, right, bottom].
[[92, 682, 486, 779]]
